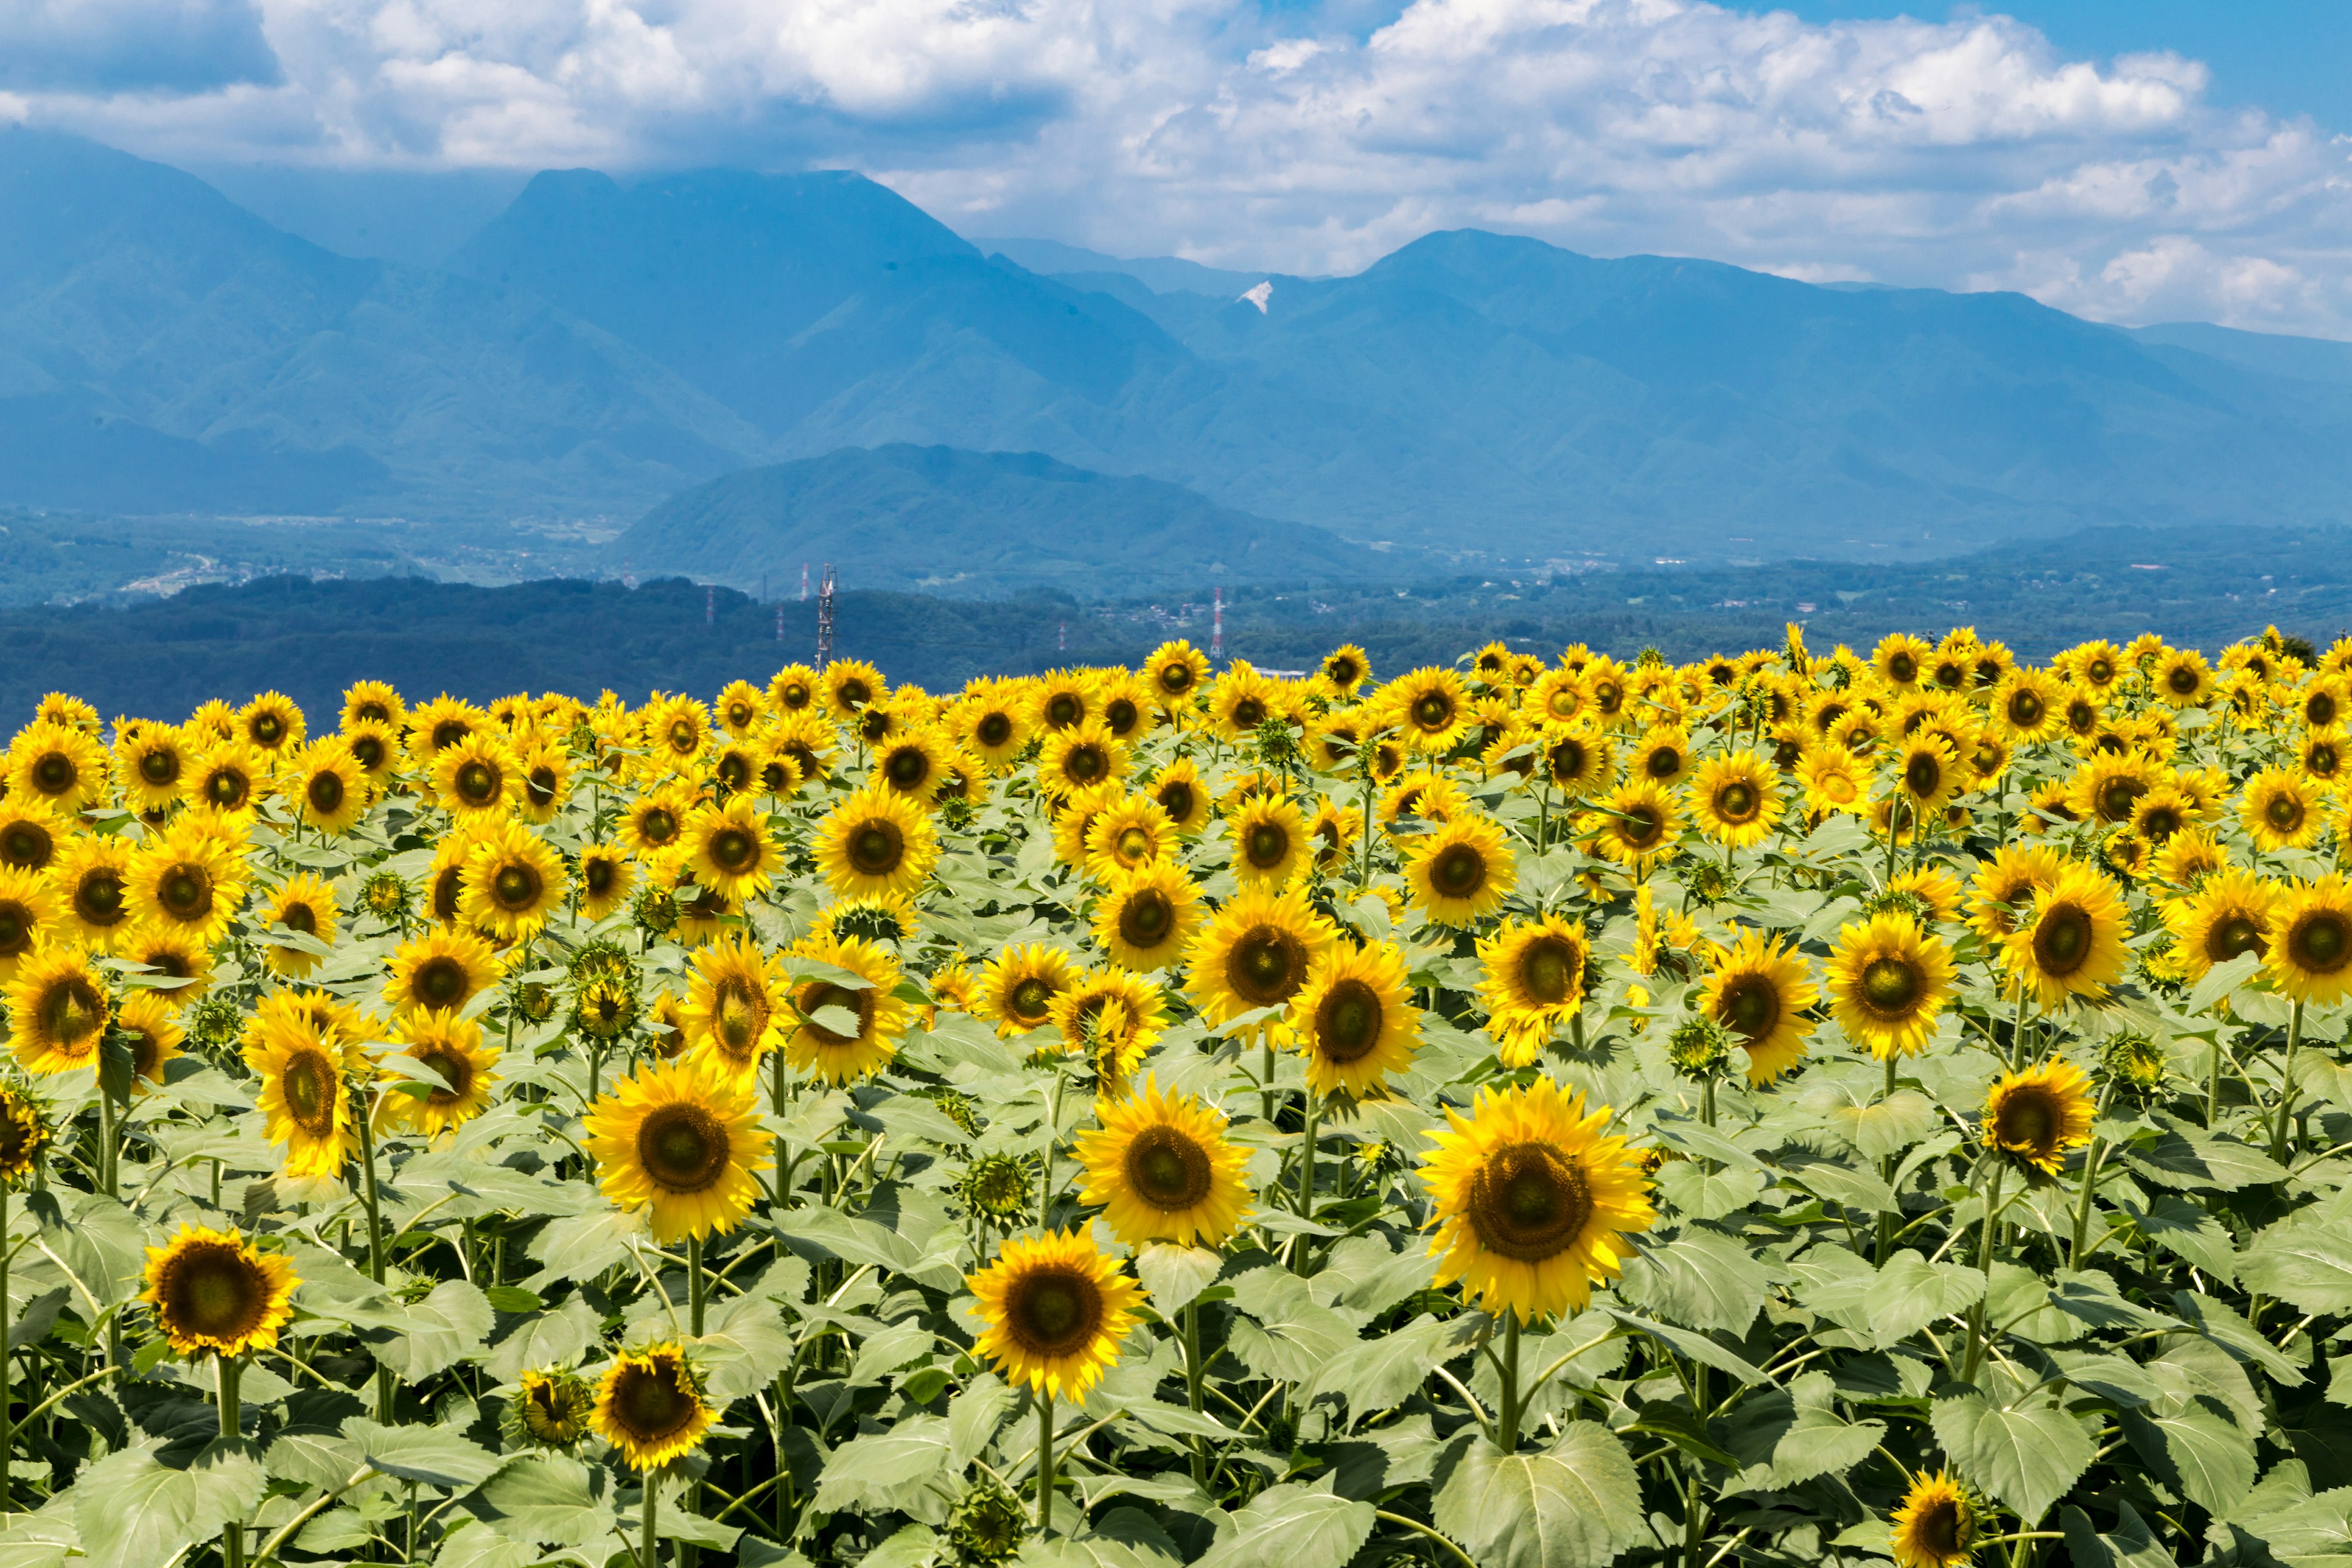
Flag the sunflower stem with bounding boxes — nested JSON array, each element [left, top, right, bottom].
[[353, 1092, 392, 1422], [639, 1469, 660, 1568], [1035, 1392, 1055, 1534], [1961, 1161, 2006, 1386], [1875, 1052, 1900, 1265], [687, 1234, 706, 1338], [1498, 1313, 1522, 1451], [1, 1183, 11, 1517], [219, 1355, 244, 1568], [1041, 1067, 1066, 1227], [1183, 1303, 1207, 1485], [2065, 1080, 2119, 1269], [96, 1079, 117, 1200], [2270, 1002, 2304, 1167], [1295, 1090, 1320, 1218]]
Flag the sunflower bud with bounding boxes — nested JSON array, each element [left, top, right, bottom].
[[1667, 1015, 1736, 1080], [360, 870, 413, 922], [631, 883, 679, 937], [960, 1152, 1034, 1224], [2100, 1030, 2168, 1095], [0, 1083, 52, 1185], [947, 1485, 1028, 1564], [505, 1366, 594, 1450]]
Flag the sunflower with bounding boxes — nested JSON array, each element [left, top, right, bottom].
[[1872, 633, 1930, 689], [1185, 886, 1339, 1036], [258, 872, 341, 979], [1381, 769, 1467, 832], [1050, 968, 1167, 1090], [115, 723, 189, 812], [970, 943, 1076, 1038], [1226, 794, 1308, 888], [1795, 750, 1868, 818], [1981, 1058, 2095, 1175], [679, 933, 785, 1082], [7, 723, 110, 816], [1202, 664, 1275, 740], [45, 833, 132, 952], [0, 804, 61, 876], [1144, 758, 1209, 835], [187, 744, 263, 818], [377, 1009, 500, 1138], [1030, 671, 1093, 734], [458, 823, 567, 943], [2162, 869, 2274, 984], [967, 1231, 1145, 1400], [867, 726, 948, 804], [956, 681, 1031, 769], [1825, 913, 1956, 1058], [583, 1059, 769, 1243], [1890, 1472, 1978, 1568], [2265, 876, 2352, 1003], [1090, 862, 1203, 974], [340, 679, 405, 731], [1536, 725, 1614, 796], [334, 718, 398, 788], [246, 1008, 364, 1177], [1389, 668, 1469, 752], [2242, 767, 2321, 851], [1477, 915, 1589, 1068], [1404, 815, 1516, 927], [120, 924, 214, 999], [1698, 929, 1819, 1084], [783, 934, 908, 1084], [0, 1084, 51, 1183], [0, 867, 56, 984], [1079, 796, 1172, 883], [680, 795, 777, 903], [383, 927, 503, 1016], [186, 698, 239, 747], [508, 1368, 594, 1450], [1039, 720, 1126, 800], [1624, 726, 1692, 790], [508, 739, 571, 823], [1964, 845, 2060, 945], [810, 893, 922, 948], [238, 691, 305, 757], [1582, 778, 1681, 869], [1581, 657, 1632, 728], [641, 694, 712, 771], [432, 733, 518, 821], [591, 1344, 715, 1471], [127, 816, 246, 948], [1145, 641, 1211, 710], [108, 988, 182, 1091], [139, 1225, 298, 1359], [2068, 752, 2154, 828], [1890, 734, 1959, 814], [1528, 669, 1588, 727], [822, 660, 888, 720], [285, 742, 367, 836], [1293, 940, 1420, 1096], [1422, 1076, 1656, 1322], [1689, 751, 1781, 848], [577, 843, 635, 922], [813, 786, 939, 902], [767, 663, 821, 714], [2127, 784, 2195, 845], [6, 945, 110, 1075], [1319, 644, 1372, 698]]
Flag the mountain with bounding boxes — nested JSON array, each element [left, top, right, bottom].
[[973, 238, 1271, 299], [2128, 322, 2352, 388], [610, 443, 1392, 595], [0, 126, 764, 518]]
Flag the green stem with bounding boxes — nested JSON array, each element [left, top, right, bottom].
[[1875, 1054, 1899, 1266], [1041, 1068, 1066, 1226], [687, 1234, 706, 1339], [2207, 1032, 2230, 1127], [2271, 1002, 2304, 1166], [353, 1090, 392, 1422], [1259, 1041, 1276, 1126], [1184, 1303, 1207, 1485], [1036, 1392, 1056, 1533], [640, 1469, 659, 1568], [1296, 1090, 1321, 1218], [219, 1356, 245, 1568], [1962, 1162, 2007, 1385], [2066, 1082, 2119, 1268], [97, 1080, 118, 1200], [1499, 1314, 1522, 1451]]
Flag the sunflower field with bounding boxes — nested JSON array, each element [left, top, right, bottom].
[[0, 624, 2345, 1568]]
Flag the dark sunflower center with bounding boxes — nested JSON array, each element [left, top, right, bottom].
[[160, 864, 212, 919], [798, 982, 869, 1047], [1860, 956, 1922, 1014], [2008, 691, 2043, 725], [455, 762, 499, 805], [2168, 667, 2198, 694], [710, 828, 757, 872], [586, 858, 616, 895], [140, 750, 179, 785], [1042, 693, 1080, 729], [0, 900, 31, 957], [1431, 844, 1486, 897], [641, 809, 677, 845], [1231, 698, 1268, 730], [849, 821, 905, 876], [1006, 1268, 1104, 1358], [2290, 910, 2351, 974], [431, 720, 470, 753], [1888, 653, 1917, 683], [1715, 782, 1757, 821], [1118, 889, 1174, 949], [1126, 1125, 1212, 1208], [1593, 682, 1623, 714], [168, 1247, 264, 1339], [1227, 924, 1307, 1007], [640, 1103, 728, 1192], [1064, 745, 1106, 783], [1915, 1497, 1966, 1557], [205, 769, 249, 809], [282, 1050, 337, 1136], [665, 721, 696, 756], [529, 765, 560, 804], [431, 868, 464, 923], [415, 956, 469, 1009], [74, 870, 126, 928], [1244, 823, 1289, 869], [1619, 806, 1663, 850], [1467, 1143, 1594, 1262], [1159, 783, 1194, 821], [1313, 978, 1384, 1064], [493, 865, 541, 910], [2086, 658, 2114, 685], [1412, 693, 1452, 730], [2212, 914, 2263, 960], [2100, 777, 2146, 823], [251, 712, 284, 745], [1518, 936, 1580, 1005], [282, 902, 317, 934], [2312, 694, 2339, 726], [1, 823, 52, 869], [308, 772, 344, 813], [1008, 976, 1058, 1026], [417, 1049, 470, 1105], [2266, 794, 2304, 832], [1114, 827, 1152, 863], [38, 975, 105, 1049], [2034, 905, 2092, 975], [1645, 748, 1682, 780], [611, 1360, 696, 1439], [978, 713, 1012, 747], [1719, 974, 1779, 1038], [1329, 658, 1360, 686], [1904, 755, 1942, 797], [1995, 1088, 2058, 1148], [29, 753, 71, 795], [886, 749, 929, 787], [2141, 805, 2181, 840]]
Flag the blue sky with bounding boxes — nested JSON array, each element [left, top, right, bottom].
[[5, 0, 2350, 338]]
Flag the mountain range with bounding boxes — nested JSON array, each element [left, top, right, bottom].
[[6, 124, 2352, 578]]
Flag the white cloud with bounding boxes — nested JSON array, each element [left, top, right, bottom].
[[14, 0, 2352, 337]]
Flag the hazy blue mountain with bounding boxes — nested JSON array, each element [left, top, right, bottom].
[[0, 127, 764, 516], [974, 238, 1271, 298], [188, 164, 533, 268], [2128, 321, 2352, 387], [611, 443, 1392, 595]]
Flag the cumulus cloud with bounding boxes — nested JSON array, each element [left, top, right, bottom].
[[0, 0, 281, 94], [9, 0, 2352, 337]]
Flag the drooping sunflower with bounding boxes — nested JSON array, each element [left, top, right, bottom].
[[680, 933, 785, 1082], [584, 1059, 769, 1243], [1422, 1076, 1657, 1322], [1074, 1078, 1253, 1248], [1292, 940, 1420, 1097], [1083, 795, 1175, 881], [6, 944, 111, 1075], [1226, 794, 1308, 888], [288, 742, 368, 836], [1090, 862, 1203, 974], [116, 723, 190, 813], [1825, 913, 1956, 1058], [0, 803, 61, 875], [383, 927, 503, 1016], [258, 872, 341, 978], [682, 795, 777, 903], [1477, 914, 1589, 1068], [2265, 875, 2352, 1004], [7, 723, 110, 816], [2003, 862, 2130, 1012], [1980, 1058, 2095, 1175], [51, 833, 135, 952], [1148, 758, 1211, 834], [377, 1009, 501, 1139], [508, 1367, 594, 1450], [1688, 751, 1781, 848], [1404, 815, 1517, 927], [1185, 886, 1339, 1037], [591, 1344, 715, 1471], [782, 933, 909, 1084], [1050, 968, 1167, 1090], [813, 786, 939, 902], [246, 1008, 365, 1178], [458, 822, 567, 943], [1698, 929, 1819, 1084], [1582, 778, 1681, 869], [139, 1224, 298, 1359], [0, 867, 56, 984], [2242, 766, 2321, 851], [1889, 1472, 1979, 1568], [576, 843, 635, 922], [127, 816, 247, 948], [967, 1230, 1145, 1400]]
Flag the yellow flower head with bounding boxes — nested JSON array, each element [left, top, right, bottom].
[[1825, 912, 1955, 1058], [1478, 914, 1589, 1069], [967, 1230, 1145, 1400], [1699, 928, 1819, 1085], [783, 933, 909, 1085], [1981, 1058, 2095, 1175], [1293, 940, 1421, 1097], [591, 1344, 714, 1471], [140, 1225, 298, 1359], [582, 1059, 770, 1243], [1074, 1077, 1253, 1248]]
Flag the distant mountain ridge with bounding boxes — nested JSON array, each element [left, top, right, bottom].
[[5, 126, 2352, 568]]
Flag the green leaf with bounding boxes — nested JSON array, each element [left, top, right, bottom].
[[2186, 951, 2261, 1014], [813, 1415, 952, 1514], [2171, 1291, 2304, 1386], [1617, 1227, 1776, 1334], [2124, 1119, 2288, 1191], [1431, 1427, 1646, 1568], [374, 1279, 496, 1384], [1865, 1250, 1987, 1349], [1303, 1314, 1460, 1422], [1599, 1308, 1768, 1385], [1226, 1268, 1359, 1383], [434, 1520, 543, 1568], [265, 1427, 363, 1491], [484, 1297, 603, 1385], [1644, 1112, 1765, 1170], [695, 1292, 804, 1401], [1789, 1248, 1876, 1335], [1817, 1087, 1939, 1159], [1195, 1482, 1374, 1568], [2121, 1195, 2237, 1283], [2238, 1212, 2352, 1315], [483, 1286, 543, 1314], [2060, 1501, 2174, 1568], [1017, 1506, 1183, 1567], [1930, 1392, 2095, 1521], [345, 1419, 508, 1490], [1653, 1163, 1767, 1221], [948, 1374, 1011, 1472], [1722, 1373, 1886, 1491], [525, 1209, 645, 1286], [461, 1453, 618, 1548], [1775, 1151, 1899, 1215], [70, 1441, 267, 1568], [2120, 1405, 2256, 1516], [1134, 1244, 1224, 1314]]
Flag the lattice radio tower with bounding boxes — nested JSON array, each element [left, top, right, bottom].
[[1210, 585, 1224, 662], [815, 564, 837, 669]]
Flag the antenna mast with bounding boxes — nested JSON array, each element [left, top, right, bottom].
[[815, 564, 837, 669], [1210, 586, 1224, 662]]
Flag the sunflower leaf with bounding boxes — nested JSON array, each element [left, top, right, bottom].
[[1194, 1480, 1374, 1568], [1930, 1392, 2095, 1521], [70, 1439, 267, 1568], [1430, 1426, 1645, 1568]]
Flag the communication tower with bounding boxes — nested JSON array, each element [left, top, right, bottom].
[[816, 564, 837, 668]]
